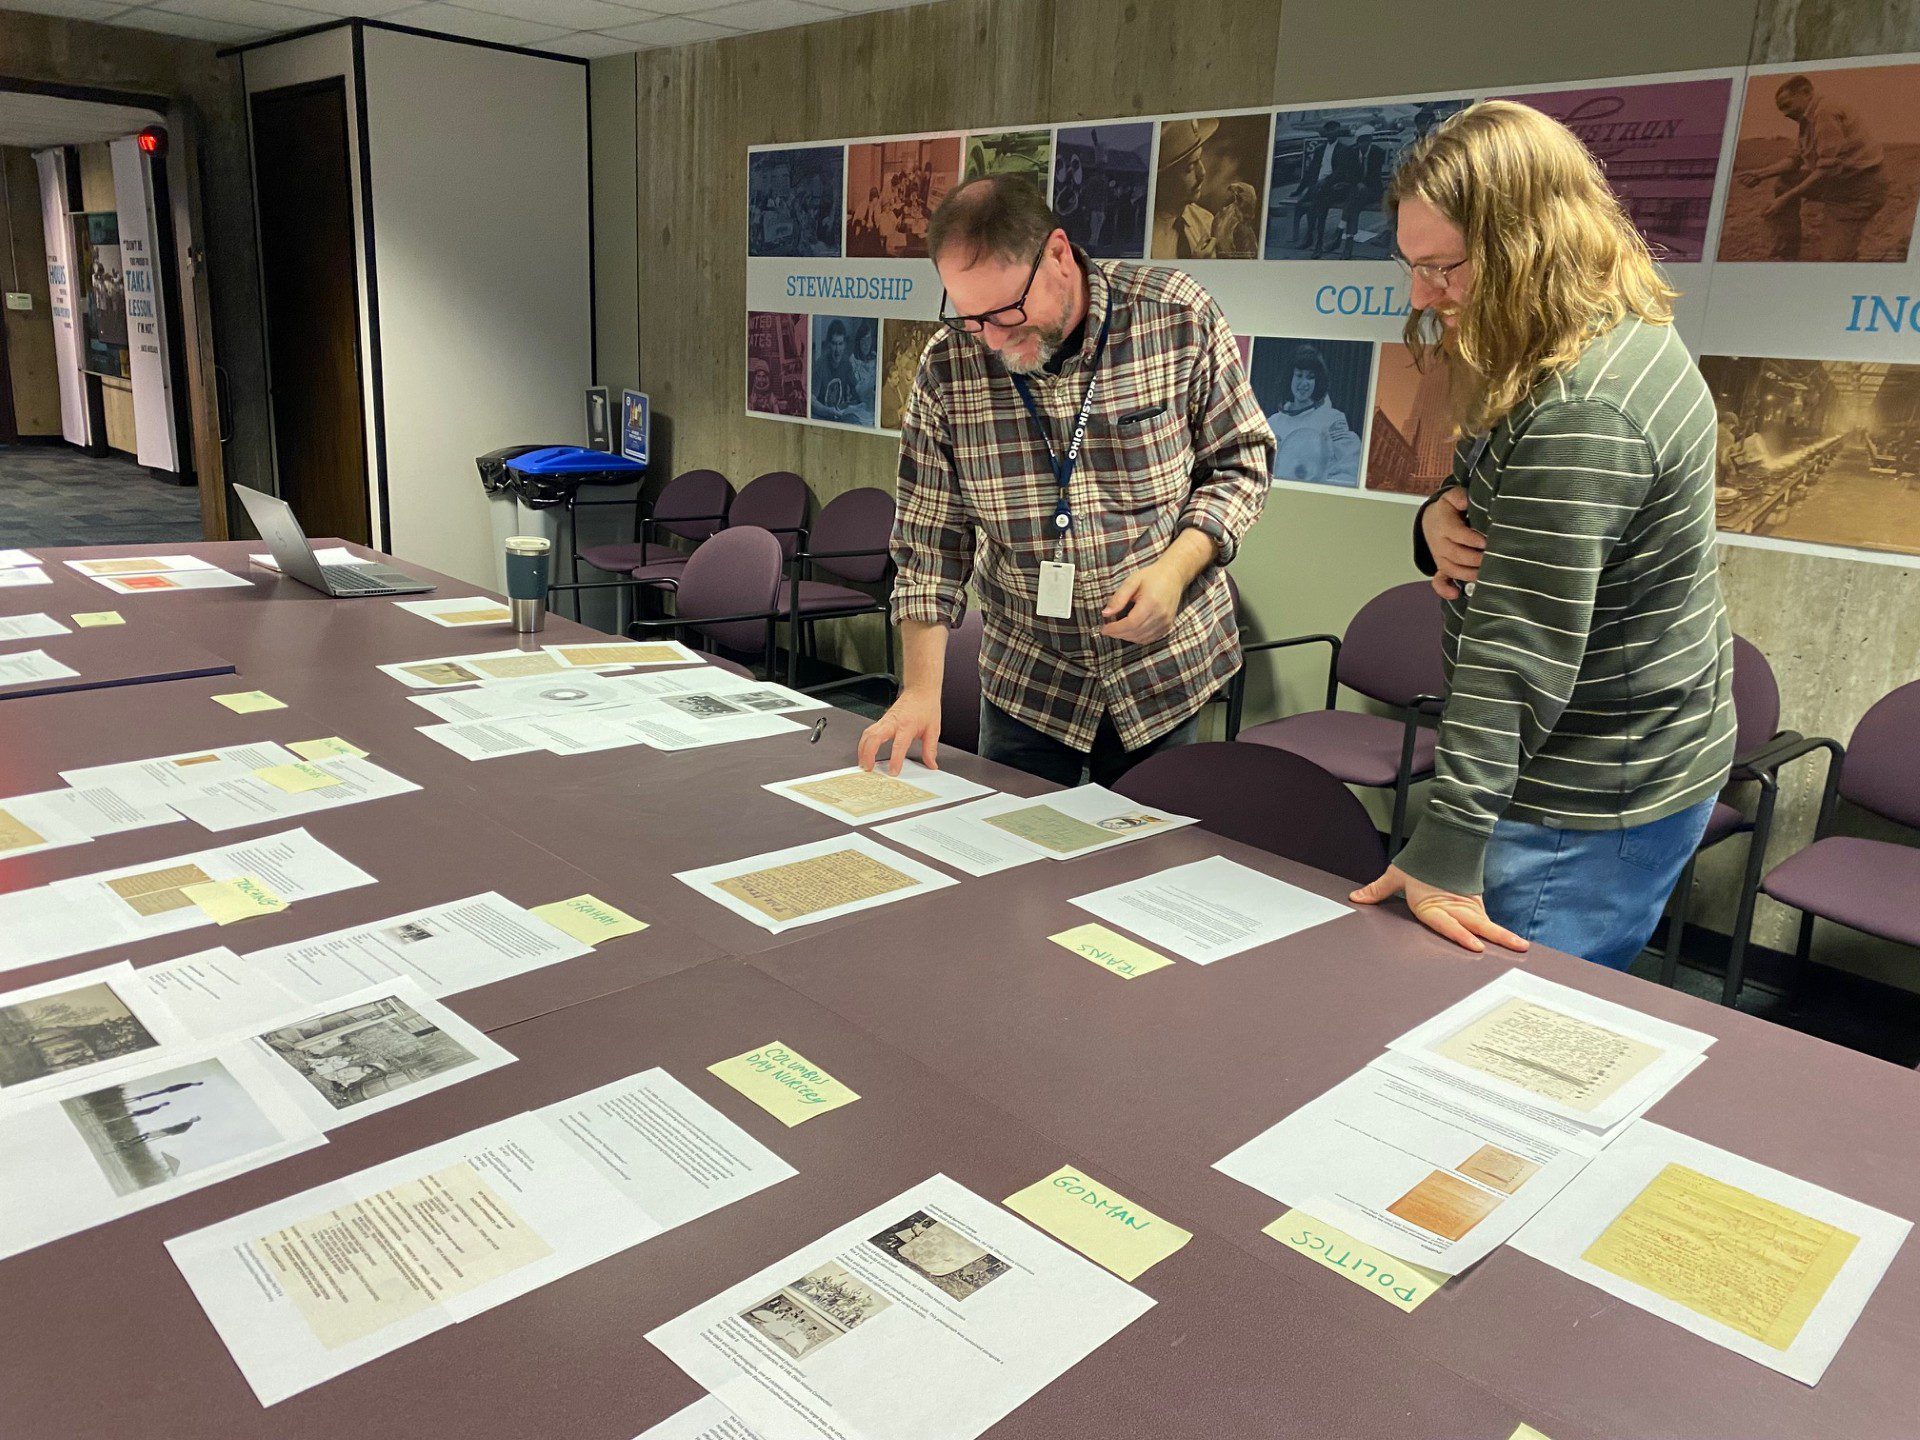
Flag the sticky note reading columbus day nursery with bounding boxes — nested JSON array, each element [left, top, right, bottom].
[[1004, 1166, 1192, 1281], [1262, 1208, 1448, 1312], [707, 1041, 859, 1127]]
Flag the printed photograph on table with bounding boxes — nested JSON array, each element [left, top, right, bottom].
[[0, 979, 159, 1089], [964, 128, 1053, 183], [1718, 61, 1920, 263], [748, 145, 845, 257], [1151, 113, 1272, 260], [810, 314, 878, 427], [1495, 78, 1735, 263], [746, 311, 809, 418], [870, 1209, 1011, 1299], [256, 995, 481, 1112], [1054, 122, 1154, 258], [1366, 341, 1456, 496], [740, 1262, 890, 1360], [58, 1057, 286, 1197], [1265, 100, 1467, 260], [1702, 354, 1920, 556], [880, 318, 944, 430], [1251, 336, 1373, 487], [845, 136, 961, 258]]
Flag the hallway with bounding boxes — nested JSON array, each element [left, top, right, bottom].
[[0, 444, 202, 548]]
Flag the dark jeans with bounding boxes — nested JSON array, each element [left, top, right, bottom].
[[978, 698, 1201, 788]]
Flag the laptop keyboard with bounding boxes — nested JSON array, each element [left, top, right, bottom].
[[321, 565, 394, 593]]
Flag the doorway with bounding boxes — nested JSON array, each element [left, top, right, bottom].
[[250, 78, 370, 545]]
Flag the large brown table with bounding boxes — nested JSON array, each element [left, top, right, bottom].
[[0, 539, 1914, 1439]]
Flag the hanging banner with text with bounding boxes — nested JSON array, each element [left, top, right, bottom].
[[110, 137, 183, 476]]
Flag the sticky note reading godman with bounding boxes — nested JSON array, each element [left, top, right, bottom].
[[1262, 1209, 1448, 1312], [1004, 1166, 1192, 1280], [708, 1040, 858, 1127]]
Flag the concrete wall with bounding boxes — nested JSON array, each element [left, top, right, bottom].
[[590, 0, 1919, 982]]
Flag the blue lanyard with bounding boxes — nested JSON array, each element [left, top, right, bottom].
[[1009, 310, 1113, 556]]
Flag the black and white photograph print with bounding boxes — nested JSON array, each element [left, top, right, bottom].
[[58, 1057, 286, 1198], [1054, 122, 1153, 259], [381, 919, 440, 946], [0, 978, 159, 1089], [748, 146, 845, 258], [662, 692, 751, 720], [1251, 335, 1374, 488], [257, 995, 482, 1112], [1265, 100, 1469, 260], [810, 314, 878, 427], [1152, 113, 1272, 260], [869, 1209, 1011, 1300], [740, 1262, 892, 1360]]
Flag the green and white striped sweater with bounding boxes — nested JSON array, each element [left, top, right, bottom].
[[1395, 316, 1737, 897]]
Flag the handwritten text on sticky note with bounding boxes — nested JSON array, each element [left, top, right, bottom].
[[182, 875, 287, 925], [291, 737, 368, 762], [212, 691, 286, 713], [708, 1041, 858, 1126], [1048, 922, 1173, 978], [1004, 1166, 1192, 1280], [1263, 1209, 1448, 1312], [529, 894, 648, 945]]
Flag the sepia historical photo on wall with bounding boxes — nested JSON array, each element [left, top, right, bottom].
[[880, 318, 944, 430], [846, 137, 962, 259], [1366, 341, 1458, 496], [1152, 113, 1273, 261]]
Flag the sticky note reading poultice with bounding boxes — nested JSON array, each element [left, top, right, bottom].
[[1263, 1209, 1448, 1312], [212, 690, 286, 713], [1048, 922, 1173, 979], [291, 736, 368, 762], [708, 1040, 858, 1126], [71, 611, 124, 627], [529, 893, 648, 945], [1005, 1167, 1192, 1280], [255, 762, 343, 794], [182, 874, 287, 925]]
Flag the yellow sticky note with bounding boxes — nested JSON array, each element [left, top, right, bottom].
[[181, 874, 287, 925], [291, 736, 368, 762], [71, 611, 125, 627], [1263, 1209, 1448, 1312], [254, 762, 343, 794], [1048, 922, 1174, 979], [1510, 1427, 1555, 1440], [212, 690, 286, 713], [529, 893, 648, 945], [1004, 1166, 1192, 1280], [708, 1041, 858, 1126]]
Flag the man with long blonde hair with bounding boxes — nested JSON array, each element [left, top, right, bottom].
[[1350, 101, 1735, 970]]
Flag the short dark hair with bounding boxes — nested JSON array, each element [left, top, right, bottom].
[[1288, 344, 1330, 403], [1777, 74, 1814, 98], [826, 319, 847, 344], [926, 173, 1062, 267]]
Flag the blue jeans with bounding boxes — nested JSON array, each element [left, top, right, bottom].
[[1481, 798, 1715, 971], [979, 698, 1201, 788]]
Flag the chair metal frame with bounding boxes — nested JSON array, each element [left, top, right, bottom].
[[565, 475, 731, 629], [545, 576, 783, 680], [783, 541, 895, 690]]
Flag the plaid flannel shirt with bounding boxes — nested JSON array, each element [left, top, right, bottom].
[[890, 255, 1273, 751]]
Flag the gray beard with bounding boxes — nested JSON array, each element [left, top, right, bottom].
[[997, 321, 1070, 375]]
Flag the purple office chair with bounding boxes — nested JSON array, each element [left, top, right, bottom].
[[575, 467, 733, 578], [627, 469, 811, 588], [1656, 635, 1789, 989], [1229, 581, 1447, 854], [1720, 678, 1920, 1007], [1114, 742, 1388, 884], [783, 487, 896, 687], [940, 608, 985, 755]]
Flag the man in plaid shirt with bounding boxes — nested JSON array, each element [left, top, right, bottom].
[[858, 175, 1272, 786]]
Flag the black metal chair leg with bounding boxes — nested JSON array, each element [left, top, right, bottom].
[[1659, 851, 1698, 988], [1784, 910, 1818, 1010]]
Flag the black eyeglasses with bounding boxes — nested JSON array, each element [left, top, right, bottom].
[[938, 239, 1048, 335], [1393, 252, 1470, 290]]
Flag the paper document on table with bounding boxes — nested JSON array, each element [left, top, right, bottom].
[[243, 891, 591, 1004], [872, 793, 1050, 876], [90, 568, 252, 593], [130, 948, 307, 1039], [66, 554, 217, 577], [647, 1173, 1153, 1440], [61, 741, 302, 805], [415, 719, 548, 761], [0, 1042, 324, 1262], [168, 1066, 794, 1405], [251, 547, 371, 571], [394, 596, 513, 628], [766, 761, 993, 824], [635, 1395, 764, 1439], [1215, 1059, 1595, 1274], [0, 649, 79, 689], [676, 834, 958, 934], [976, 783, 1194, 859], [546, 639, 705, 669], [1384, 969, 1715, 1130], [1071, 855, 1350, 964], [166, 755, 421, 832], [0, 790, 93, 859], [409, 671, 632, 724], [1371, 1052, 1702, 1152], [377, 648, 637, 688], [0, 612, 70, 642], [5, 782, 182, 849], [0, 548, 38, 567], [0, 961, 200, 1103], [1511, 1123, 1909, 1384], [603, 703, 802, 752], [0, 566, 51, 587], [636, 681, 826, 717]]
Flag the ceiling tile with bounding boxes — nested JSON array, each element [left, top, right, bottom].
[[3, 0, 131, 21], [611, 0, 740, 14], [114, 9, 266, 39], [535, 29, 642, 56], [601, 13, 735, 44], [149, 0, 337, 28], [455, 0, 655, 28], [698, 0, 836, 30], [378, 3, 570, 43], [268, 0, 419, 16]]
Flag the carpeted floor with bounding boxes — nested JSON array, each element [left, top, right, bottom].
[[0, 443, 203, 547]]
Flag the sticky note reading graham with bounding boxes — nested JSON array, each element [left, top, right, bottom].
[[71, 611, 124, 627], [212, 690, 286, 713], [182, 874, 287, 925], [708, 1041, 858, 1126], [1004, 1166, 1192, 1280], [255, 762, 343, 794], [1262, 1209, 1448, 1312], [529, 894, 648, 945], [290, 736, 368, 762], [1048, 922, 1173, 978]]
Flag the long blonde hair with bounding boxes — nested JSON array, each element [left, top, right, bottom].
[[1385, 100, 1677, 435]]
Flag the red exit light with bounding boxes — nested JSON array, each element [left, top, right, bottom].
[[136, 126, 167, 157]]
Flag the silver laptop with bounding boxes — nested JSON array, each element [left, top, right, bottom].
[[234, 485, 433, 597]]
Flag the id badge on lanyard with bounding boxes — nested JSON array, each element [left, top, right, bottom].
[[1013, 312, 1112, 621]]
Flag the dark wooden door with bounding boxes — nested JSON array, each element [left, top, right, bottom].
[[250, 80, 369, 544]]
